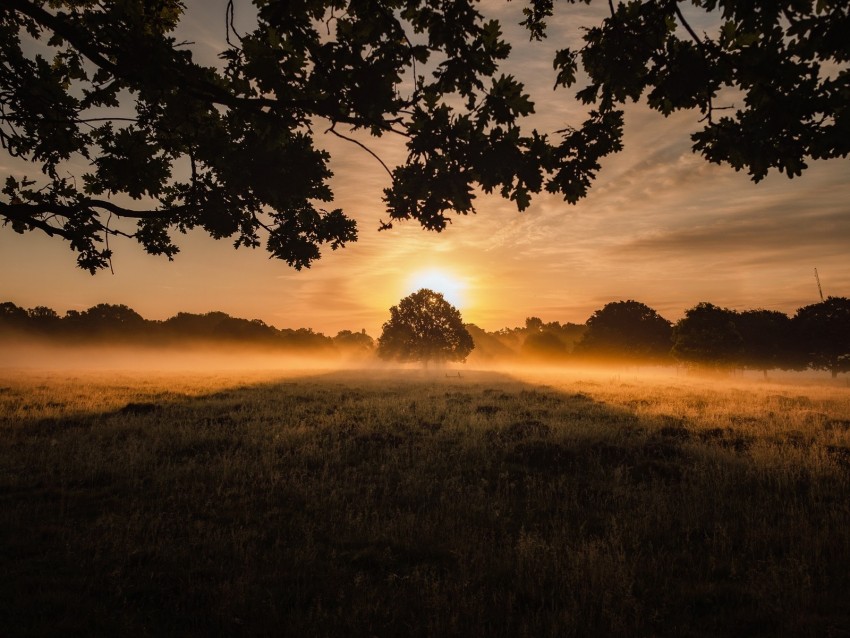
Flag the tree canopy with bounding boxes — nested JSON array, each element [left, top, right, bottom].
[[671, 302, 742, 367], [574, 300, 672, 361], [377, 288, 474, 365], [526, 0, 850, 183], [2, 1, 847, 271], [793, 297, 850, 378], [734, 309, 796, 374]]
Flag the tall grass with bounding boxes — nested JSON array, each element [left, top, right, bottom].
[[1, 367, 849, 637]]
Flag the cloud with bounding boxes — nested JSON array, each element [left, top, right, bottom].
[[615, 205, 850, 263]]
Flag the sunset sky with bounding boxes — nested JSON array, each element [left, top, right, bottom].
[[1, 1, 847, 337]]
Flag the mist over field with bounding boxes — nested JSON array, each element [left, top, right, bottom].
[[2, 359, 850, 636], [2, 335, 845, 390], [1, 289, 847, 638], [0, 335, 365, 372]]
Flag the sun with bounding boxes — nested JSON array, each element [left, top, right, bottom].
[[407, 269, 466, 308]]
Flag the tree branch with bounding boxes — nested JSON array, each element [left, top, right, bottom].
[[673, 2, 706, 53], [7, 0, 415, 137], [326, 126, 394, 179], [0, 202, 75, 240], [1, 199, 187, 221]]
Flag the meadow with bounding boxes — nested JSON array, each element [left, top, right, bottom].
[[1, 362, 849, 637]]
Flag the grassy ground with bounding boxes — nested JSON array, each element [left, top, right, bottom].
[[1, 366, 849, 637]]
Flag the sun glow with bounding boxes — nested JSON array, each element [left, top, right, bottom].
[[407, 269, 467, 308]]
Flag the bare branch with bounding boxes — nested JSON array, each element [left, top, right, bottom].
[[104, 212, 114, 274], [674, 2, 706, 53], [225, 0, 243, 50], [326, 125, 394, 180]]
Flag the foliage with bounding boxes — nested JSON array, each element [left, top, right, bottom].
[[793, 296, 850, 378], [4, 295, 847, 375], [521, 328, 568, 361], [4, 1, 847, 271], [333, 329, 375, 354], [0, 0, 551, 271], [0, 300, 342, 350], [735, 309, 796, 374], [0, 300, 28, 324], [527, 0, 850, 183], [377, 288, 474, 365], [574, 300, 672, 361], [518, 317, 586, 356], [671, 302, 742, 367], [463, 322, 519, 362]]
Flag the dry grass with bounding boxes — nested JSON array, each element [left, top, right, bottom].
[[1, 366, 849, 637]]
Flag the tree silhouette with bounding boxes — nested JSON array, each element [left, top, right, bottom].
[[0, 1, 541, 271], [521, 330, 567, 361], [333, 330, 375, 355], [0, 301, 28, 328], [574, 300, 672, 362], [671, 302, 742, 368], [525, 317, 545, 332], [524, 0, 850, 189], [377, 289, 473, 366], [734, 309, 795, 377], [3, 1, 846, 271], [793, 297, 850, 378]]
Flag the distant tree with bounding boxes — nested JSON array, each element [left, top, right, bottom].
[[333, 330, 375, 355], [162, 311, 233, 340], [521, 330, 567, 361], [574, 300, 672, 362], [61, 309, 83, 332], [25, 305, 60, 333], [0, 301, 28, 327], [213, 317, 276, 342], [377, 289, 474, 366], [27, 305, 59, 320], [793, 297, 850, 378], [525, 317, 544, 332], [734, 309, 795, 377], [464, 323, 518, 362], [67, 303, 147, 340], [278, 327, 334, 350], [80, 303, 144, 327], [672, 302, 742, 368]]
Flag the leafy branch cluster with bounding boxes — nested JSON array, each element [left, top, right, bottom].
[[1, 0, 847, 271], [533, 0, 849, 182]]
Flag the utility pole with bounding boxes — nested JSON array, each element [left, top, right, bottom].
[[814, 268, 824, 302]]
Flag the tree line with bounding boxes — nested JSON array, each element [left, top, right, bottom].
[[2, 295, 848, 377], [0, 301, 373, 355], [469, 298, 849, 378]]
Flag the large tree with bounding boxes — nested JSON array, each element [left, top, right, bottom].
[[2, 1, 847, 271], [734, 309, 795, 377], [574, 300, 672, 361], [792, 297, 850, 378], [377, 288, 474, 366], [671, 302, 741, 368]]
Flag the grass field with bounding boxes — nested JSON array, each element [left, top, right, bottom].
[[2, 364, 850, 637]]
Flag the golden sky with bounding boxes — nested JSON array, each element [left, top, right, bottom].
[[1, 1, 848, 336]]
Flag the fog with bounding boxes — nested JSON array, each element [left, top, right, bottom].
[[0, 335, 370, 373], [1, 335, 842, 388]]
